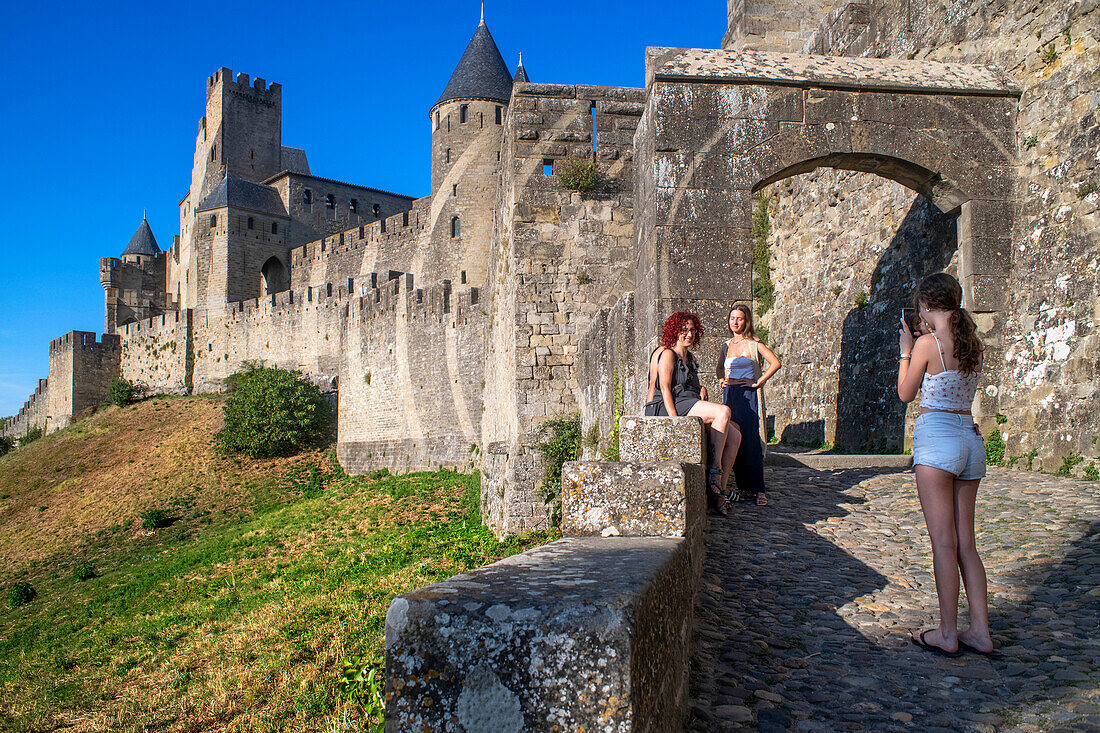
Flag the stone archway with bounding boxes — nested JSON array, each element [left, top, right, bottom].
[[636, 48, 1019, 424], [261, 256, 288, 295]]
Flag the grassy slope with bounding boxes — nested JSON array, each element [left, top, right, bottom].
[[0, 397, 549, 732]]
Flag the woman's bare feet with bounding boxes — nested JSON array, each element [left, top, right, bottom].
[[958, 628, 994, 654]]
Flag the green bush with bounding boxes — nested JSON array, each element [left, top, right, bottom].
[[338, 656, 385, 732], [8, 581, 35, 608], [984, 428, 1005, 467], [0, 434, 13, 457], [21, 426, 43, 446], [108, 377, 140, 407], [558, 158, 600, 192], [1084, 461, 1099, 481], [216, 365, 333, 458], [73, 562, 96, 581], [141, 509, 169, 529], [1057, 453, 1083, 477]]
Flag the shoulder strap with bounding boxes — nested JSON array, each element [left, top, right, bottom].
[[931, 332, 948, 371]]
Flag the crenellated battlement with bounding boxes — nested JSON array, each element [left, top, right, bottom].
[[49, 331, 121, 355], [207, 68, 281, 100], [290, 203, 428, 268]]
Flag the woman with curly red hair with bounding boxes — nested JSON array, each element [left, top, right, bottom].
[[651, 311, 740, 515]]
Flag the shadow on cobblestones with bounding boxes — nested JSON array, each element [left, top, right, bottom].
[[687, 466, 1100, 732]]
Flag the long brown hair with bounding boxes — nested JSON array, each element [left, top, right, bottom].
[[915, 273, 982, 373], [728, 303, 757, 341]]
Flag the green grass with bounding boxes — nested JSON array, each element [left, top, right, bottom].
[[0, 457, 548, 732]]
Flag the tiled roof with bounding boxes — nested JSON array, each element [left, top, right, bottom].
[[434, 21, 513, 110], [122, 218, 160, 256], [196, 176, 288, 217]]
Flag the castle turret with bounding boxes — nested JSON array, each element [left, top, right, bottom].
[[429, 15, 512, 192], [514, 53, 529, 84], [101, 216, 169, 332]]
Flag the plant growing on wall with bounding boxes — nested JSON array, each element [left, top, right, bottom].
[[558, 157, 600, 193], [535, 412, 581, 523], [751, 196, 775, 316], [984, 428, 1006, 466]]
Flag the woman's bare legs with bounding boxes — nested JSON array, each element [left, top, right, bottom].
[[913, 464, 961, 652], [686, 401, 732, 472], [954, 478, 993, 652], [720, 422, 741, 492]]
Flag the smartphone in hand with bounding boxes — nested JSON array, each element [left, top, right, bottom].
[[901, 308, 920, 334]]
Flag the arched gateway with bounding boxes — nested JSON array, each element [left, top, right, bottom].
[[636, 48, 1020, 424]]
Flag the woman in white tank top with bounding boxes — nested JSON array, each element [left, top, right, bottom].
[[897, 273, 994, 657]]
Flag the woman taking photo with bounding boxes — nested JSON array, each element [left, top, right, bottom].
[[717, 304, 781, 505], [652, 311, 741, 515], [898, 273, 993, 657]]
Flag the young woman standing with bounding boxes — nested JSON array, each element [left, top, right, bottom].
[[898, 273, 994, 657], [717, 304, 781, 505]]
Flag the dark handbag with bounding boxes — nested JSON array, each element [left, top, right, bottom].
[[643, 398, 666, 417]]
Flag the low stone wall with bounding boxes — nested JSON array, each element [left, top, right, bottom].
[[385, 416, 707, 731]]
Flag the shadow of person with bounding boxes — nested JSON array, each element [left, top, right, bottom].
[[834, 195, 956, 453]]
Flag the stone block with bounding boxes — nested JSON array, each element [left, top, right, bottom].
[[962, 274, 1008, 313], [619, 415, 705, 464], [561, 460, 705, 538], [386, 536, 695, 732]]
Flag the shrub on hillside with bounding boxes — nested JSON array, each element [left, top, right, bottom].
[[8, 581, 35, 608], [108, 377, 140, 407], [0, 435, 13, 457], [21, 426, 42, 446], [216, 365, 333, 458]]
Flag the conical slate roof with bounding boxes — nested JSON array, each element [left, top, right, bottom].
[[433, 20, 513, 111], [122, 218, 160, 256], [196, 175, 288, 217], [514, 54, 529, 84]]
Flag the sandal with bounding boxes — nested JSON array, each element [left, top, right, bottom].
[[755, 492, 768, 506], [708, 469, 727, 516]]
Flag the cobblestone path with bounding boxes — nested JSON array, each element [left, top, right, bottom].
[[687, 467, 1100, 732]]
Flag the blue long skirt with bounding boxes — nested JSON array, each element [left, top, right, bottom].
[[723, 385, 765, 496]]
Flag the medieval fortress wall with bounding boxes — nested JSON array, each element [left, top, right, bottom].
[[4, 1, 1098, 536]]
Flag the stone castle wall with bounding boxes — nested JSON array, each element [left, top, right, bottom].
[[118, 310, 194, 395], [752, 0, 1098, 470], [1, 379, 49, 439], [480, 82, 644, 536], [47, 332, 121, 433]]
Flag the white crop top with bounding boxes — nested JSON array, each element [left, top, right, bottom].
[[920, 332, 980, 411]]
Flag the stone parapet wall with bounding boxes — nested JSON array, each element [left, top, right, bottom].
[[46, 331, 122, 433], [1, 378, 48, 439]]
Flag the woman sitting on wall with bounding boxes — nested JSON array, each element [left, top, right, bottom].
[[718, 304, 781, 506], [898, 272, 993, 657], [648, 311, 741, 515]]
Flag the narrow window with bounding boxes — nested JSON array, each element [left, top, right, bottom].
[[339, 233, 344, 245], [497, 151, 501, 161], [304, 189, 312, 207], [350, 198, 359, 214], [434, 111, 439, 130], [479, 112, 483, 128], [210, 144, 216, 161], [250, 149, 254, 160], [591, 103, 598, 153], [460, 104, 468, 123], [359, 225, 364, 238], [450, 217, 460, 238], [372, 203, 381, 217], [272, 221, 278, 234], [402, 211, 409, 226], [542, 159, 554, 176], [326, 194, 335, 209], [452, 184, 457, 196], [209, 214, 217, 227], [446, 148, 451, 163], [495, 106, 502, 124], [461, 270, 467, 284]]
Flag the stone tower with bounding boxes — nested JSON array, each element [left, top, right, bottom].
[[192, 174, 290, 309], [100, 216, 169, 332], [722, 0, 841, 52], [427, 13, 513, 285]]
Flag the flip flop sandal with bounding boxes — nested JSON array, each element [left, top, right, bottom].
[[708, 470, 727, 516], [958, 640, 998, 658], [755, 492, 768, 506], [912, 630, 963, 658]]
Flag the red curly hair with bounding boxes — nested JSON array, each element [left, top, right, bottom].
[[660, 311, 704, 348]]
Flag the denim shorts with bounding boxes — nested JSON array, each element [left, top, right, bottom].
[[912, 412, 987, 480]]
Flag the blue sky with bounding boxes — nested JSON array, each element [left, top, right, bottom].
[[0, 0, 724, 417]]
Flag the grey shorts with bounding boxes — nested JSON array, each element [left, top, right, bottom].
[[912, 412, 987, 480]]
